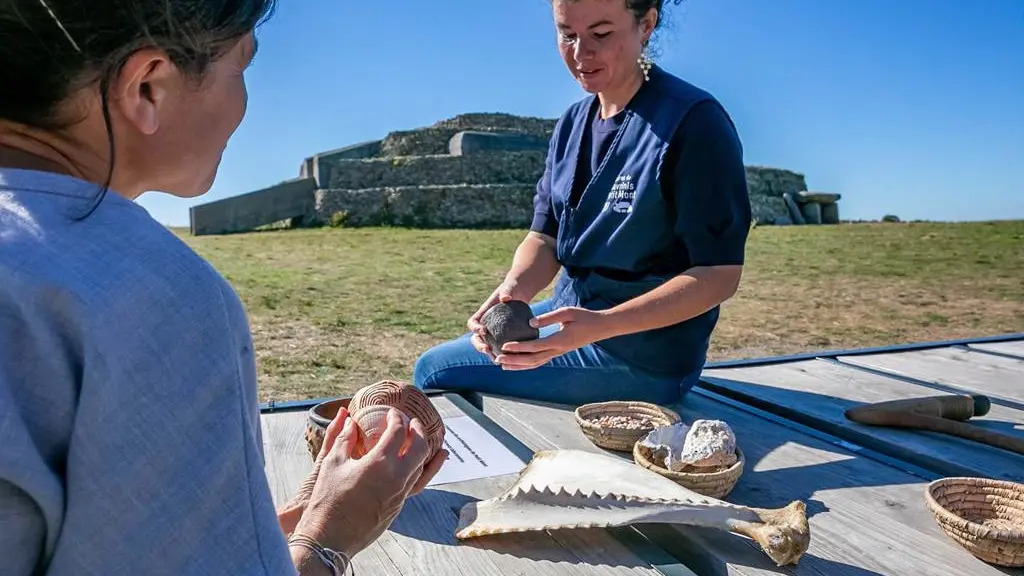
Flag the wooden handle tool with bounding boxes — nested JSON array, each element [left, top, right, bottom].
[[844, 394, 1024, 456]]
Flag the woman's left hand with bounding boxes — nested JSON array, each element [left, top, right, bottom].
[[494, 306, 613, 370]]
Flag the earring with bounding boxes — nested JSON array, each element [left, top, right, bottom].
[[637, 43, 653, 82]]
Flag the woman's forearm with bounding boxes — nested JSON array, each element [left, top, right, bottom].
[[597, 265, 743, 340], [504, 232, 562, 301]]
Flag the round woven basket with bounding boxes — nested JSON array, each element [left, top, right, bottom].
[[574, 401, 681, 452], [924, 477, 1024, 567], [633, 442, 745, 499], [304, 397, 351, 461]]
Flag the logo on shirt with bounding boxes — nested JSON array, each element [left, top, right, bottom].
[[603, 174, 636, 214]]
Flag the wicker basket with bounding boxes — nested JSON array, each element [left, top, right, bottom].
[[633, 442, 745, 499], [574, 401, 681, 452], [925, 477, 1024, 567], [304, 397, 351, 461]]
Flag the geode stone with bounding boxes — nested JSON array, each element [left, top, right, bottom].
[[480, 300, 539, 354]]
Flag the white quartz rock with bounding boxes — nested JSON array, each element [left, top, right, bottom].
[[678, 419, 737, 469]]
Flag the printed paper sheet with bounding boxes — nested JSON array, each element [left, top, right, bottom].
[[427, 415, 527, 486]]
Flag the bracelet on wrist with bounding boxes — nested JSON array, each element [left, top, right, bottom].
[[288, 532, 353, 576]]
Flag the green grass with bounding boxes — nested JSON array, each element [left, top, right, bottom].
[[177, 220, 1024, 403]]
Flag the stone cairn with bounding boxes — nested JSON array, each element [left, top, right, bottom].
[[188, 113, 842, 235]]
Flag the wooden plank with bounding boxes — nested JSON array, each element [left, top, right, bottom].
[[260, 409, 312, 507], [475, 393, 1024, 576], [838, 346, 1024, 405], [260, 395, 673, 576], [697, 359, 1024, 482], [969, 340, 1024, 359]]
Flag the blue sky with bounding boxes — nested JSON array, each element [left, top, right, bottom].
[[138, 0, 1024, 226]]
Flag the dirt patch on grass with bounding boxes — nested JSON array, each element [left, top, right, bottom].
[[251, 317, 441, 401]]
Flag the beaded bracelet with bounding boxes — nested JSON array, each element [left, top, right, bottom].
[[288, 532, 354, 576]]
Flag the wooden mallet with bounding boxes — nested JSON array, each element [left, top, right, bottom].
[[844, 393, 1024, 456]]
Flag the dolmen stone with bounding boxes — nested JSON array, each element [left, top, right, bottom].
[[782, 192, 806, 225], [796, 190, 841, 204], [801, 202, 823, 224]]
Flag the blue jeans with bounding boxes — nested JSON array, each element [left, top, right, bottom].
[[412, 298, 702, 406]]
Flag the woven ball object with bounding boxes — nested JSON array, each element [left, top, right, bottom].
[[633, 442, 745, 499], [574, 401, 681, 452], [925, 477, 1024, 567], [305, 381, 445, 461]]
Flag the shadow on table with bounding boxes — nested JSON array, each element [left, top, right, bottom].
[[387, 488, 890, 574], [688, 376, 1024, 484]]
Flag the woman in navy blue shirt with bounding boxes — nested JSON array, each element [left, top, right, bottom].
[[414, 0, 751, 406]]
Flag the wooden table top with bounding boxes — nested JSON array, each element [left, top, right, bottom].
[[260, 336, 1024, 575]]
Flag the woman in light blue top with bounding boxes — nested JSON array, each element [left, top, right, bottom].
[[0, 2, 446, 575]]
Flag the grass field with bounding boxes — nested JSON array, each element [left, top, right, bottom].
[[178, 220, 1024, 403]]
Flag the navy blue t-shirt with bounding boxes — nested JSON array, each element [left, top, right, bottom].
[[531, 98, 749, 272]]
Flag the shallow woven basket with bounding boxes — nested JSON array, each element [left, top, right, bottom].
[[633, 442, 745, 499], [304, 397, 351, 461], [574, 401, 681, 452], [925, 477, 1024, 567]]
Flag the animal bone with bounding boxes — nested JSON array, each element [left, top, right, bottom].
[[455, 449, 810, 566]]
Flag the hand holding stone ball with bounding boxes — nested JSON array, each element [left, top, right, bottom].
[[479, 300, 540, 358]]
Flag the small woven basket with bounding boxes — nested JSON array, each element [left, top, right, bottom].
[[925, 477, 1024, 567], [574, 401, 681, 452], [633, 442, 745, 499], [304, 397, 351, 461]]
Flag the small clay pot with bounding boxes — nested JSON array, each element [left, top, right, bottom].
[[305, 397, 351, 460], [480, 300, 539, 354]]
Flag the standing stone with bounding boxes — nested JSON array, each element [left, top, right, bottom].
[[800, 202, 823, 224], [782, 192, 805, 225], [821, 202, 840, 224]]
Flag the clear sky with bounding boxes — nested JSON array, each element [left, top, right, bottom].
[[137, 0, 1024, 227]]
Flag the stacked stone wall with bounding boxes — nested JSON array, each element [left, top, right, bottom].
[[315, 184, 536, 228], [328, 151, 546, 189]]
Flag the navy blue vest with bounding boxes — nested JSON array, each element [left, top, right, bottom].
[[548, 66, 719, 378]]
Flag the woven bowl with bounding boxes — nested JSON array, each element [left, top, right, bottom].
[[574, 401, 681, 452], [925, 477, 1024, 567], [633, 442, 745, 499], [304, 397, 351, 461]]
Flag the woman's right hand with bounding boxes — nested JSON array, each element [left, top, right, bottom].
[[467, 280, 526, 358], [291, 407, 447, 561]]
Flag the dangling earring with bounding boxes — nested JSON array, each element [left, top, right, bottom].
[[637, 42, 653, 82]]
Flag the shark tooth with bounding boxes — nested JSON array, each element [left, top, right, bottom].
[[455, 449, 810, 567]]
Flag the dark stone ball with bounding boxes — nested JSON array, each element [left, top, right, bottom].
[[480, 300, 539, 354]]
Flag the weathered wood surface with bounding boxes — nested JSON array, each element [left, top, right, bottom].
[[837, 346, 1024, 405], [698, 359, 1024, 482], [260, 395, 679, 576], [475, 392, 1024, 576], [969, 340, 1024, 359]]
